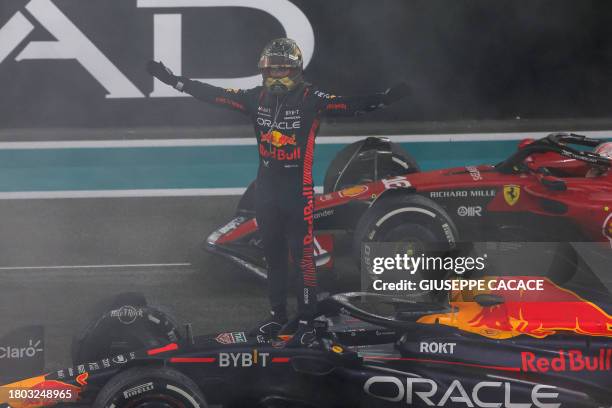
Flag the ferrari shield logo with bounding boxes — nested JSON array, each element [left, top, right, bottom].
[[503, 185, 521, 206]]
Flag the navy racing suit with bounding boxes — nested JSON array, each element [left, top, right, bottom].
[[177, 78, 391, 318]]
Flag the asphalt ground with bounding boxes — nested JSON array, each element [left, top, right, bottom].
[[1, 196, 612, 373], [0, 196, 276, 371]]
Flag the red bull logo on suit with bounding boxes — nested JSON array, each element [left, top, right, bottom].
[[259, 131, 301, 161], [260, 130, 297, 147]]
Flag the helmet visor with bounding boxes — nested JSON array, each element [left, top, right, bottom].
[[258, 54, 301, 69]]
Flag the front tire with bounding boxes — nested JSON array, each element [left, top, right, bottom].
[[353, 194, 459, 292], [323, 137, 419, 193], [93, 366, 207, 408]]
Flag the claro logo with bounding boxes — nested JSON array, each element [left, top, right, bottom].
[[0, 0, 315, 98], [0, 339, 43, 359], [363, 377, 561, 407]]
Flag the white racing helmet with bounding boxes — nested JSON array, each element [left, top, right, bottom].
[[586, 142, 612, 177], [595, 141, 612, 159]]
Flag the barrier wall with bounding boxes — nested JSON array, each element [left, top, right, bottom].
[[1, 0, 611, 130]]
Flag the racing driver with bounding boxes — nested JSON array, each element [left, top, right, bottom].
[[147, 38, 409, 346], [586, 142, 612, 177]]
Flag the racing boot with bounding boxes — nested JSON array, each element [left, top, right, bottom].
[[249, 310, 288, 338], [282, 320, 316, 348]]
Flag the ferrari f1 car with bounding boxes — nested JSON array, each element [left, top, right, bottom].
[[205, 133, 612, 280], [2, 272, 611, 408]]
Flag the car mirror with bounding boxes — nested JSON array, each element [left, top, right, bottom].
[[536, 170, 567, 191]]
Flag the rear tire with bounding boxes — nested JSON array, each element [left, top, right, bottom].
[[71, 293, 181, 365], [93, 366, 207, 408], [546, 242, 578, 285]]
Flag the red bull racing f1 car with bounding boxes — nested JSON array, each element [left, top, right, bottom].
[[205, 133, 612, 281], [1, 273, 611, 408]]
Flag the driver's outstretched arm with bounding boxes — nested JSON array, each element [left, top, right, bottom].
[[146, 60, 251, 114], [316, 82, 410, 117]]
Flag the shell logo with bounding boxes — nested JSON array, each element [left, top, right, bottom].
[[339, 185, 368, 198]]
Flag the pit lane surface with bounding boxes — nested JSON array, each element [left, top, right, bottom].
[[0, 196, 272, 371], [2, 199, 612, 377]]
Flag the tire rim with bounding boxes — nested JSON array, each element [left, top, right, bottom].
[[381, 223, 438, 258]]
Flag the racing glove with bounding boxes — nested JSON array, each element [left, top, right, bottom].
[[283, 320, 316, 348], [249, 311, 288, 338], [146, 60, 181, 89], [382, 81, 411, 105]]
